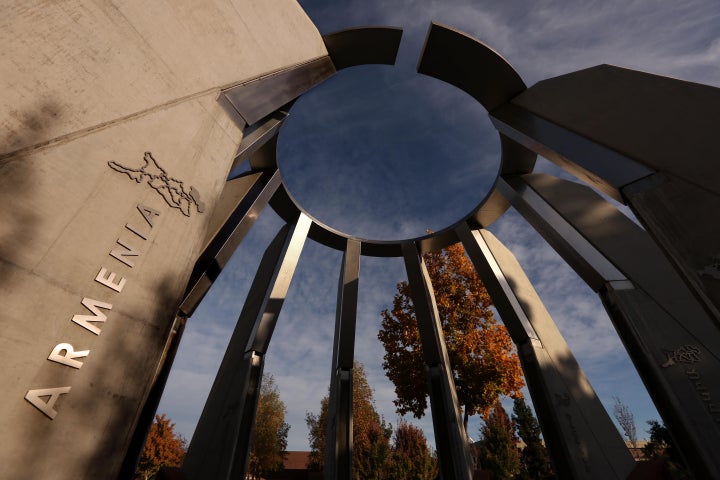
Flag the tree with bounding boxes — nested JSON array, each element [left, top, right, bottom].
[[478, 403, 520, 480], [306, 361, 391, 478], [643, 420, 689, 478], [612, 396, 637, 448], [248, 375, 290, 479], [512, 397, 553, 479], [306, 396, 329, 471], [378, 242, 525, 430], [387, 420, 438, 480], [135, 414, 186, 480]]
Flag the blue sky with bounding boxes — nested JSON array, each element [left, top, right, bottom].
[[158, 0, 720, 451]]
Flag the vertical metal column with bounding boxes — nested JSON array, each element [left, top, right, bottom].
[[183, 213, 311, 480], [499, 173, 720, 479], [401, 242, 473, 480], [122, 136, 283, 478], [179, 171, 282, 316], [457, 224, 634, 479], [325, 239, 361, 480]]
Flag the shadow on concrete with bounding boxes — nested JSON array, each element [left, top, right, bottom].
[[0, 101, 61, 288], [15, 273, 181, 479]]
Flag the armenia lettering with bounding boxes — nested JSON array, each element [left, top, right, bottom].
[[25, 205, 159, 420]]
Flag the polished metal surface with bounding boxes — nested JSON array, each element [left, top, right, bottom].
[[491, 102, 654, 202], [325, 239, 361, 480], [222, 56, 336, 126], [498, 175, 626, 290], [262, 24, 535, 256], [506, 64, 720, 197], [179, 169, 282, 316], [502, 173, 720, 479], [183, 215, 311, 480], [323, 27, 403, 70], [246, 213, 312, 353], [458, 224, 634, 479], [401, 241, 473, 480], [229, 110, 288, 175], [456, 224, 539, 343], [171, 20, 720, 480], [417, 22, 525, 111]]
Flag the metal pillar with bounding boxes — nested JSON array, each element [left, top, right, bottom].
[[401, 242, 473, 480], [499, 173, 720, 479], [183, 214, 311, 480], [325, 239, 361, 480], [457, 224, 634, 479], [179, 151, 282, 315], [490, 65, 720, 324], [122, 132, 284, 478]]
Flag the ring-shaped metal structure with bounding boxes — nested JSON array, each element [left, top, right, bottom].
[[267, 23, 536, 256]]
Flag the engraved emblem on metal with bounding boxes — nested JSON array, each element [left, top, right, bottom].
[[698, 255, 720, 280], [661, 344, 701, 368], [109, 152, 205, 216], [554, 392, 571, 406]]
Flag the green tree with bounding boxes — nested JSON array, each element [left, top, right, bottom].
[[478, 403, 520, 480], [135, 414, 186, 480], [306, 361, 391, 478], [512, 397, 552, 479], [387, 420, 437, 480], [643, 420, 689, 479], [248, 375, 290, 479], [378, 242, 525, 431]]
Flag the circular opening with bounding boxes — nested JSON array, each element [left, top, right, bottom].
[[277, 64, 500, 241]]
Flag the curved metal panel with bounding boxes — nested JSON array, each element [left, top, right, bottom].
[[258, 23, 535, 257], [417, 22, 526, 112], [222, 56, 336, 126], [323, 27, 403, 70]]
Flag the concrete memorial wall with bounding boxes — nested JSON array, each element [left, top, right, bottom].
[[0, 2, 326, 478]]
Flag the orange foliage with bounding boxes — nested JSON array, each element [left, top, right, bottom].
[[136, 414, 186, 480], [379, 242, 524, 424]]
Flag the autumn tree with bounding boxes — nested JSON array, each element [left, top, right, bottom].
[[306, 361, 391, 478], [135, 414, 186, 480], [512, 397, 553, 479], [306, 395, 329, 472], [387, 420, 437, 480], [248, 375, 290, 479], [612, 396, 637, 448], [478, 403, 520, 480], [379, 242, 524, 430], [643, 420, 689, 478]]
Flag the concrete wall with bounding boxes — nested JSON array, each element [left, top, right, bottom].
[[0, 2, 326, 478]]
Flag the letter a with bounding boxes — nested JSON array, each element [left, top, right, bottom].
[[25, 386, 71, 419], [138, 204, 160, 228]]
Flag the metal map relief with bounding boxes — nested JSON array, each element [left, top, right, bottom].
[[109, 152, 205, 217]]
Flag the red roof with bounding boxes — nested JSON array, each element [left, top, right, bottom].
[[283, 451, 311, 470]]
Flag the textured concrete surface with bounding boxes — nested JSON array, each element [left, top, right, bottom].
[[0, 1, 327, 158], [0, 2, 325, 478]]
